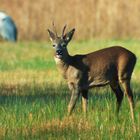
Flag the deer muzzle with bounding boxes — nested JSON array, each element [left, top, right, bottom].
[[56, 49, 63, 58]]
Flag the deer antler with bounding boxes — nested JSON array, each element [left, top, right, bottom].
[[62, 24, 67, 37], [52, 21, 58, 37]]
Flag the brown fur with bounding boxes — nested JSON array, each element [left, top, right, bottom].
[[55, 46, 136, 116]]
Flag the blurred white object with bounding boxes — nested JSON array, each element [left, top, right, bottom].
[[0, 11, 17, 42]]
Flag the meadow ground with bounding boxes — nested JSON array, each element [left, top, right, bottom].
[[0, 40, 140, 139]]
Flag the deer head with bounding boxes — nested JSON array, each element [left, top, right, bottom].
[[47, 24, 75, 60]]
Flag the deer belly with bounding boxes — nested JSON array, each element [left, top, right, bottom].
[[88, 74, 111, 88], [88, 78, 109, 88], [87, 65, 117, 88]]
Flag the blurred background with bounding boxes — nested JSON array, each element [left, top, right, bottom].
[[1, 0, 140, 41]]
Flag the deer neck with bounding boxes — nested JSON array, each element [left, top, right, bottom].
[[54, 54, 71, 79]]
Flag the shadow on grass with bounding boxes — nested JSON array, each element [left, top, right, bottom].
[[0, 82, 140, 105]]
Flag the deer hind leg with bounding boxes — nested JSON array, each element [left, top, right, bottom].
[[120, 80, 135, 121], [110, 82, 124, 116], [81, 89, 88, 114]]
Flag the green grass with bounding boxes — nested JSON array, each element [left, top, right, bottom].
[[0, 40, 140, 139]]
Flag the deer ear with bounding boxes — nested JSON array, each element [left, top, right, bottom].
[[47, 29, 56, 41], [63, 28, 75, 43]]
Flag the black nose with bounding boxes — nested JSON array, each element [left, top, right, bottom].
[[56, 50, 63, 55]]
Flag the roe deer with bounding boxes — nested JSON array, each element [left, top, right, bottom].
[[47, 25, 136, 122]]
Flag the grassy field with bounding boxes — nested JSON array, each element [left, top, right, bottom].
[[0, 40, 140, 139]]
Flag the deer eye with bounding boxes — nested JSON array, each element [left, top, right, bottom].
[[53, 44, 56, 48], [61, 42, 66, 47]]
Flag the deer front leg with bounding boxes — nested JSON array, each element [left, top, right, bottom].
[[68, 83, 80, 116], [82, 89, 88, 114]]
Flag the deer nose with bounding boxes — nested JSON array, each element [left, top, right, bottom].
[[56, 49, 63, 55]]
